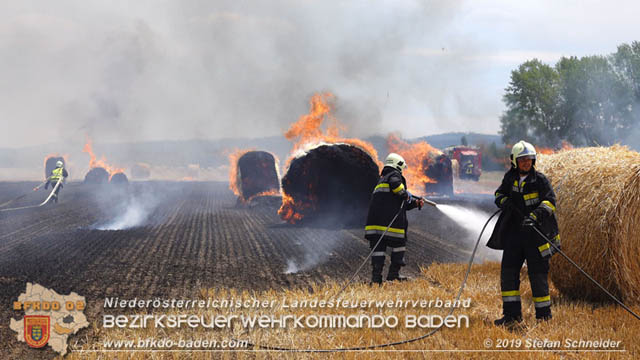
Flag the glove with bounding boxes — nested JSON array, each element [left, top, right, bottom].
[[522, 213, 538, 227], [416, 198, 424, 210], [498, 196, 512, 210]]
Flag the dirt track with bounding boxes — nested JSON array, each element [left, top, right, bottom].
[[0, 181, 496, 358]]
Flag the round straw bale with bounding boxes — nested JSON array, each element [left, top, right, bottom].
[[536, 145, 640, 303]]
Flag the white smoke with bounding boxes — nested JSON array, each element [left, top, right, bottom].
[[95, 186, 159, 230], [284, 259, 299, 274]]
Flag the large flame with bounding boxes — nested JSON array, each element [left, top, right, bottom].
[[278, 92, 381, 223], [386, 134, 441, 196], [82, 137, 125, 178]]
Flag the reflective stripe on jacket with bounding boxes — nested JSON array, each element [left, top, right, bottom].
[[487, 168, 560, 258], [364, 167, 417, 242]]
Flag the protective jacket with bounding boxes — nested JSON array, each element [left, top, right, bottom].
[[365, 166, 419, 242], [49, 168, 68, 182], [487, 168, 560, 258], [45, 168, 68, 190]]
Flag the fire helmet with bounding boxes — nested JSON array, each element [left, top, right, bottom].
[[56, 160, 64, 168], [510, 140, 536, 168], [385, 153, 407, 172]]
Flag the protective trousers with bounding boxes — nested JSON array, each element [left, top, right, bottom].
[[369, 239, 406, 283], [500, 231, 551, 319]]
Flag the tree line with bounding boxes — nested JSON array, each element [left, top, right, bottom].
[[500, 41, 640, 147]]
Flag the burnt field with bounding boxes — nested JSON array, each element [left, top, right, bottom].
[[0, 181, 496, 358]]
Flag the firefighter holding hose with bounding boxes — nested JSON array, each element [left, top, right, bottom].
[[44, 160, 68, 203], [487, 140, 560, 327], [365, 153, 424, 284]]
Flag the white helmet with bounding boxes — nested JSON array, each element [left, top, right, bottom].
[[56, 160, 64, 168], [510, 140, 536, 168], [385, 153, 407, 172]]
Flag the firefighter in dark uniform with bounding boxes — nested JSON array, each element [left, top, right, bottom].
[[365, 153, 424, 284], [487, 141, 560, 326], [44, 160, 69, 203]]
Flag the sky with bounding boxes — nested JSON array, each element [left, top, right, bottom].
[[1, 0, 638, 148]]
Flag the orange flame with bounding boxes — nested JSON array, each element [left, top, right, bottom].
[[245, 189, 281, 203], [386, 134, 442, 196], [537, 140, 574, 155], [283, 93, 380, 166], [82, 137, 125, 178], [278, 92, 381, 223]]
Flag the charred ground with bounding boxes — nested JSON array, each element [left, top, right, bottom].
[[0, 181, 495, 359]]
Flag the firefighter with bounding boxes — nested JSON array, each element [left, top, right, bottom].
[[463, 160, 474, 178], [44, 161, 68, 203], [487, 140, 560, 327], [365, 153, 424, 284]]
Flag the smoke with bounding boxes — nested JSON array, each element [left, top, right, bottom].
[[436, 204, 501, 261], [282, 227, 343, 274], [95, 195, 157, 230], [92, 183, 161, 230], [0, 0, 473, 151]]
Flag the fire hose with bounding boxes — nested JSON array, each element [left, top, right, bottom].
[[234, 201, 501, 352], [0, 180, 47, 208], [0, 178, 62, 212]]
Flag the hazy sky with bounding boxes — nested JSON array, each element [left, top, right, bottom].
[[1, 0, 638, 148]]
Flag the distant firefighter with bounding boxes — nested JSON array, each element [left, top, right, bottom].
[[44, 160, 68, 203], [365, 153, 424, 284]]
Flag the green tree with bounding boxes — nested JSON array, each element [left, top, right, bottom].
[[500, 59, 560, 146], [500, 44, 638, 147]]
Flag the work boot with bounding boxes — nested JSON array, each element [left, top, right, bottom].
[[387, 275, 409, 282], [386, 264, 406, 281], [536, 314, 552, 323], [371, 258, 384, 285], [494, 315, 523, 328]]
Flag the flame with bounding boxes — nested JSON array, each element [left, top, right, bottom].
[[180, 176, 195, 181], [283, 93, 380, 166], [386, 134, 442, 196], [228, 149, 254, 197], [245, 189, 281, 203], [537, 140, 574, 155], [82, 137, 125, 179], [278, 92, 381, 223]]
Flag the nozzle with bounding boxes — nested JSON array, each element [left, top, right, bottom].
[[421, 197, 438, 207]]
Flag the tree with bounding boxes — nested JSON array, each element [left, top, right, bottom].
[[500, 59, 560, 146], [500, 44, 638, 147]]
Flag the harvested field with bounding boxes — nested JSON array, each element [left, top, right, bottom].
[[69, 262, 640, 359], [0, 181, 499, 359]]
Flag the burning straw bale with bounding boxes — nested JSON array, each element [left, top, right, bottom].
[[235, 151, 280, 201], [110, 172, 129, 185], [537, 145, 640, 303], [279, 143, 378, 225], [84, 167, 109, 184]]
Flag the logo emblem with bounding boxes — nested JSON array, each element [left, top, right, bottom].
[[24, 315, 50, 348]]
